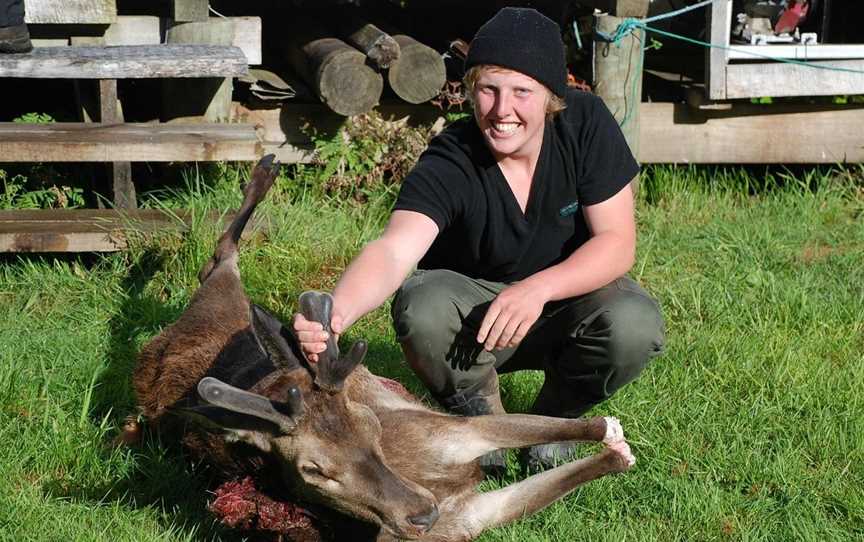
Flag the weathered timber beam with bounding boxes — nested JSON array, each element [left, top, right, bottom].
[[24, 0, 116, 24], [639, 102, 864, 163], [173, 0, 209, 22], [0, 44, 248, 79], [0, 123, 262, 162], [0, 209, 268, 253]]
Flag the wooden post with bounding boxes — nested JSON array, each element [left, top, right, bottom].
[[98, 79, 136, 209], [172, 0, 209, 22], [593, 0, 649, 192], [163, 19, 236, 122]]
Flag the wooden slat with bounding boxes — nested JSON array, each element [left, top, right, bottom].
[[0, 209, 264, 253], [727, 44, 864, 61], [639, 102, 864, 164], [725, 60, 864, 98], [0, 123, 262, 162], [707, 0, 732, 100], [0, 44, 248, 79], [24, 0, 116, 24]]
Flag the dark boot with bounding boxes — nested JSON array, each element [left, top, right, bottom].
[[0, 24, 32, 54], [520, 375, 589, 473], [440, 375, 508, 478]]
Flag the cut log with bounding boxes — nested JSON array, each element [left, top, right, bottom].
[[334, 17, 400, 69], [387, 35, 446, 104], [286, 22, 383, 116]]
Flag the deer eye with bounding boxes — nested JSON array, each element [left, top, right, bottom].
[[301, 463, 323, 476]]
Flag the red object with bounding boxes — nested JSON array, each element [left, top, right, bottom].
[[775, 0, 810, 35], [209, 476, 317, 536]]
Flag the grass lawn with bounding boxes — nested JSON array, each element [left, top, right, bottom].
[[0, 164, 862, 541]]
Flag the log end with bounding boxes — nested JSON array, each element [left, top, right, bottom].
[[369, 35, 401, 69], [387, 43, 446, 104], [319, 61, 383, 116]]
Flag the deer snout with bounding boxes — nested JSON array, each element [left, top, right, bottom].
[[407, 505, 439, 532]]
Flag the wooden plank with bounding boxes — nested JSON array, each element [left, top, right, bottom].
[[98, 79, 136, 209], [163, 20, 235, 122], [24, 0, 116, 24], [706, 0, 732, 100], [229, 16, 263, 65], [727, 43, 864, 61], [70, 16, 161, 47], [0, 209, 266, 253], [725, 60, 864, 98], [172, 0, 209, 22], [0, 123, 262, 162], [639, 102, 864, 163], [0, 45, 248, 79]]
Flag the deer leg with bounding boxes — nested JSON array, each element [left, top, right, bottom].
[[432, 415, 621, 466], [453, 442, 634, 538]]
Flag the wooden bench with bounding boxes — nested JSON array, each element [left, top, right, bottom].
[[0, 44, 256, 205], [0, 42, 265, 253], [0, 209, 264, 253]]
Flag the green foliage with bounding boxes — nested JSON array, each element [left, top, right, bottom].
[[0, 168, 85, 209], [292, 111, 437, 203], [14, 112, 55, 124]]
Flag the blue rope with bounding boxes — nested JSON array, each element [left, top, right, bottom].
[[596, 0, 718, 43]]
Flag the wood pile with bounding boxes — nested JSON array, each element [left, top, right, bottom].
[[15, 0, 463, 118]]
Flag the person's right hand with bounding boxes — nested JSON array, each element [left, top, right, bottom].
[[292, 312, 343, 363]]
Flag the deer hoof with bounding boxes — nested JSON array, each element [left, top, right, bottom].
[[606, 439, 636, 470], [602, 416, 625, 445]]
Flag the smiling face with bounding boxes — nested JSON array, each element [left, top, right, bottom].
[[471, 67, 551, 163]]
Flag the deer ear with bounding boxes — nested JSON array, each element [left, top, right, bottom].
[[196, 377, 304, 434], [249, 304, 305, 371], [174, 405, 279, 452]]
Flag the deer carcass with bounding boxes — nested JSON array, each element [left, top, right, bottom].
[[133, 155, 636, 542]]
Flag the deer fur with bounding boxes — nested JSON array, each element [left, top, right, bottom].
[[133, 155, 636, 542]]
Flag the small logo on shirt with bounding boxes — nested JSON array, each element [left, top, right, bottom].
[[559, 200, 580, 217]]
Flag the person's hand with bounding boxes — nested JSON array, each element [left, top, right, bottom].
[[476, 282, 546, 351], [292, 312, 344, 363]]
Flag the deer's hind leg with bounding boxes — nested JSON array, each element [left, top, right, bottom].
[[430, 414, 625, 467], [436, 442, 633, 541]]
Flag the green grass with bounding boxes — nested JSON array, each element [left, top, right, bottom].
[[0, 164, 862, 541]]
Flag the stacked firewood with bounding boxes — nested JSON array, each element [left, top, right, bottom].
[[282, 14, 446, 116]]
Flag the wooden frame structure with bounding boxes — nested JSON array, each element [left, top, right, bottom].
[[707, 0, 864, 99]]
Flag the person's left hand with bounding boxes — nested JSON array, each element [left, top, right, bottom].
[[476, 282, 546, 351]]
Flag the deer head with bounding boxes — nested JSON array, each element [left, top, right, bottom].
[[184, 293, 440, 539]]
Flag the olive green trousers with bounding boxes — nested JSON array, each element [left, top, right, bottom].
[[391, 269, 666, 418]]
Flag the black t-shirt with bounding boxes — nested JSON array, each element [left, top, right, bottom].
[[393, 89, 639, 283]]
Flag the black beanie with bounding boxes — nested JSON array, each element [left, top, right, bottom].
[[465, 7, 567, 98]]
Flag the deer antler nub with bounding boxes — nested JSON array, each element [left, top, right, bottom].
[[298, 291, 367, 393]]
